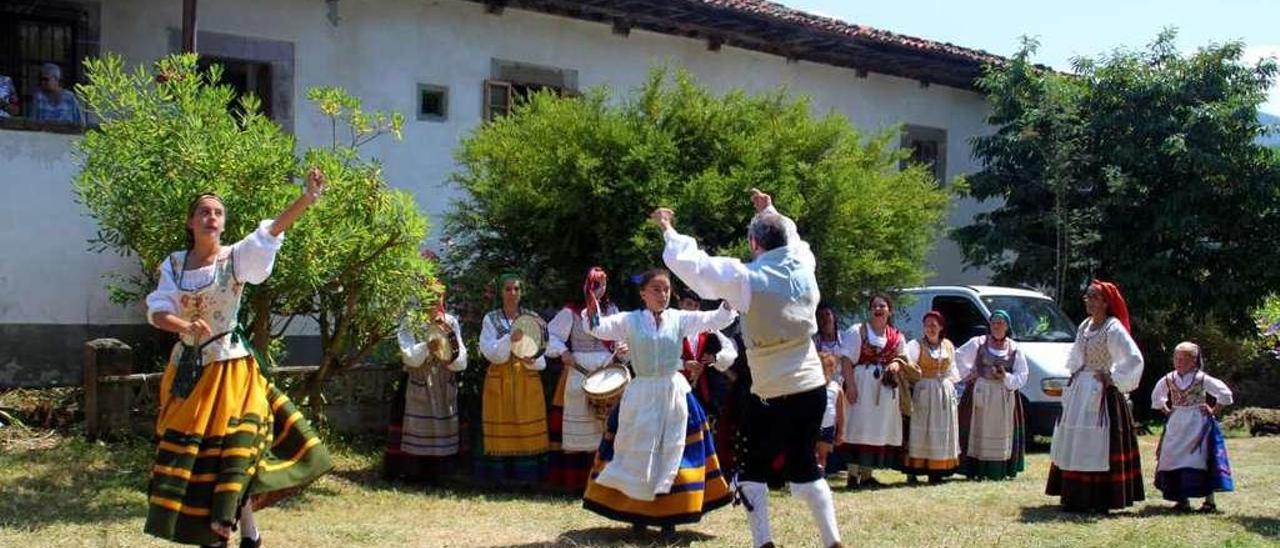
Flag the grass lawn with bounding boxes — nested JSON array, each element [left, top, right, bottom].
[[1, 428, 1277, 547]]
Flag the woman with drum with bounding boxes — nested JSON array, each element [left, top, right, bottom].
[[477, 273, 551, 486], [545, 267, 620, 493], [581, 268, 736, 536], [385, 252, 468, 484]]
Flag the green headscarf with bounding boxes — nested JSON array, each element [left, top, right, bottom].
[[494, 272, 522, 308], [990, 309, 1013, 337]]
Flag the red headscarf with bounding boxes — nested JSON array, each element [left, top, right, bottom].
[[923, 310, 946, 328], [567, 266, 609, 313], [1090, 279, 1131, 334]]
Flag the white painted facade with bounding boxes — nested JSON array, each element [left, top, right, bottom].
[[1, 0, 992, 378]]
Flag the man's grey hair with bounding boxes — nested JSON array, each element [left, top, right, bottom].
[[748, 213, 789, 251], [40, 63, 62, 81]]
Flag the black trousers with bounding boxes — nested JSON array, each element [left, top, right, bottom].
[[740, 385, 826, 485]]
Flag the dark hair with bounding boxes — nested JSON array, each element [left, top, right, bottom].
[[677, 287, 700, 303], [816, 302, 839, 327], [748, 213, 789, 251], [184, 193, 226, 250], [868, 293, 894, 326], [638, 268, 671, 290]]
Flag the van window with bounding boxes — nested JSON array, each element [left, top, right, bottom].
[[931, 295, 987, 345], [981, 295, 1078, 343]]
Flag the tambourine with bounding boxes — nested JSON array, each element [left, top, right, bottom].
[[423, 319, 461, 367], [510, 313, 548, 360]]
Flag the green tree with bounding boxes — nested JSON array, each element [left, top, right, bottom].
[[955, 32, 1280, 339], [444, 68, 950, 320], [74, 53, 435, 401]]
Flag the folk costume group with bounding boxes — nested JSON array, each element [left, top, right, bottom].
[[145, 177, 1236, 547]]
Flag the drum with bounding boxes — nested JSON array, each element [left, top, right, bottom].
[[509, 313, 548, 360], [581, 364, 631, 421]]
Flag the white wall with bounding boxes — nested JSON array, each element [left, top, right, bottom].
[[0, 130, 145, 324], [3, 0, 993, 326]]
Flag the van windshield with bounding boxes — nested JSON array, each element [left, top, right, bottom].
[[980, 296, 1077, 343]]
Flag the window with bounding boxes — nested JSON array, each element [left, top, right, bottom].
[[931, 295, 987, 345], [0, 1, 100, 130], [417, 84, 447, 122], [197, 56, 273, 119], [901, 125, 947, 183], [166, 30, 295, 132], [483, 59, 578, 121]]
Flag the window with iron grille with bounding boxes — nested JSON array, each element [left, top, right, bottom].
[[0, 1, 99, 122], [900, 124, 948, 183]]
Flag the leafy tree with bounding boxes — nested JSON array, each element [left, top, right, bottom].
[[74, 53, 436, 401], [956, 32, 1280, 340], [444, 68, 951, 321]]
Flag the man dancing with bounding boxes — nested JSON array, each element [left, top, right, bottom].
[[655, 189, 841, 548]]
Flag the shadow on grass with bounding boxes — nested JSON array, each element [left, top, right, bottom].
[[1230, 515, 1280, 538], [0, 436, 152, 529], [1017, 503, 1146, 524], [493, 526, 717, 547]]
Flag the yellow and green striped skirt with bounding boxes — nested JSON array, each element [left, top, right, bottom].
[[145, 355, 332, 546]]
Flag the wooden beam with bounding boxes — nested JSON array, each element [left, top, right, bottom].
[[181, 0, 198, 53]]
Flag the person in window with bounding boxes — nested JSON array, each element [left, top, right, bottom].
[[0, 75, 19, 117], [32, 63, 84, 124]]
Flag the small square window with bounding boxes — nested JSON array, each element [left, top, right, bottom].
[[417, 84, 447, 122]]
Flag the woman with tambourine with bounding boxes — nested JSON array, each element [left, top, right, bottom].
[[581, 268, 736, 536], [385, 250, 468, 484], [477, 272, 551, 486], [545, 267, 620, 493]]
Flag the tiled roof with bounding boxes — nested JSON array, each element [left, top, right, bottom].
[[695, 0, 1004, 66], [472, 0, 1003, 89]]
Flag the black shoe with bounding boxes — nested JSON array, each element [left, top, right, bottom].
[[906, 475, 919, 485], [1199, 502, 1218, 513], [240, 536, 261, 548], [928, 475, 944, 485], [862, 477, 885, 488]]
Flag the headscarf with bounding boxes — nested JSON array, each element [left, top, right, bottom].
[[1090, 279, 1132, 334], [493, 272, 522, 309], [922, 310, 946, 338], [567, 266, 609, 313], [923, 310, 946, 328], [989, 309, 1013, 340]]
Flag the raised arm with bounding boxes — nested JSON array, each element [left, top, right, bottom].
[[580, 309, 632, 343], [678, 305, 738, 338], [267, 167, 327, 237]]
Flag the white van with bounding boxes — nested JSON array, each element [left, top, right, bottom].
[[891, 286, 1076, 438]]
